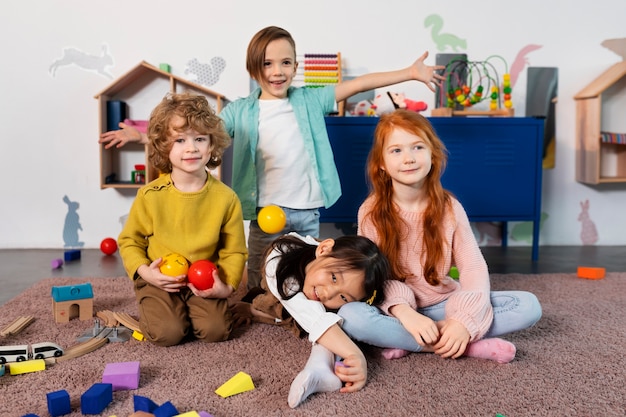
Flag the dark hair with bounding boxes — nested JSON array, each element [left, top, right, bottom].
[[264, 234, 392, 306], [147, 92, 231, 173], [246, 26, 296, 82]]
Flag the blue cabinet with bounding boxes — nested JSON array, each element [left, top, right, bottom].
[[320, 116, 544, 260]]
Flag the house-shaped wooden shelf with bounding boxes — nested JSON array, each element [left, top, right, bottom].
[[575, 60, 626, 184], [94, 61, 229, 189]]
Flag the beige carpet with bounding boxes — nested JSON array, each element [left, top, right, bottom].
[[0, 273, 624, 417]]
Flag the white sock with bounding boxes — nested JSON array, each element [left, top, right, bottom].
[[288, 343, 342, 408]]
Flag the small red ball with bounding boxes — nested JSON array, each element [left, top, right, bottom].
[[188, 260, 217, 290], [100, 238, 118, 256]]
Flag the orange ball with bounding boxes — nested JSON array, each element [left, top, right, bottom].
[[257, 205, 287, 234]]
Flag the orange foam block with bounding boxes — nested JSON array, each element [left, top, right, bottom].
[[577, 266, 605, 280]]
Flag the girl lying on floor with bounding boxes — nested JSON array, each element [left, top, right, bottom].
[[231, 232, 390, 408]]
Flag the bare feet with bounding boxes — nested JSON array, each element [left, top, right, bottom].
[[464, 338, 516, 363]]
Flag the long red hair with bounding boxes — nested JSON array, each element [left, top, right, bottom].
[[364, 109, 452, 286]]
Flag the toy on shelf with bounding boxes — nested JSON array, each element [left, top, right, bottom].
[[294, 53, 344, 116], [432, 55, 514, 117]]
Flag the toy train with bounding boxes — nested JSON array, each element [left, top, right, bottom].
[[0, 342, 64, 363]]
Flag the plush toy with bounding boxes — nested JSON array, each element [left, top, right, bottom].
[[352, 100, 376, 116], [371, 92, 428, 116]]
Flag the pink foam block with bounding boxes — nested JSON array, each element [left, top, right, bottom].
[[102, 361, 140, 391]]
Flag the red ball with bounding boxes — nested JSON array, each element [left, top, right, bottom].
[[188, 260, 217, 290], [100, 237, 118, 256]]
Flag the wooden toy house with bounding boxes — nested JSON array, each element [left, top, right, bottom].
[[575, 60, 626, 184], [94, 61, 229, 189], [51, 283, 94, 323]]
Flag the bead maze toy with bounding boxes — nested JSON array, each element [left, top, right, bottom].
[[432, 55, 514, 117], [294, 53, 345, 116]]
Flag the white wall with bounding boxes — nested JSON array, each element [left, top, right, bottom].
[[1, 0, 625, 248]]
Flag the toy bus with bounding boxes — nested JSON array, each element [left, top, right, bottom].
[[0, 342, 63, 363]]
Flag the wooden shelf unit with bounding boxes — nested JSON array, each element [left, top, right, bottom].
[[94, 61, 229, 190], [575, 61, 626, 184]]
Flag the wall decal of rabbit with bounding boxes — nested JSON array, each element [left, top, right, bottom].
[[62, 195, 84, 248], [578, 199, 599, 245], [49, 44, 114, 79]]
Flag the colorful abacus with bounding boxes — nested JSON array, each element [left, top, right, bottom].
[[295, 53, 344, 115]]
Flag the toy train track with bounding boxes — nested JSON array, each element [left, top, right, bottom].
[[0, 316, 35, 337], [55, 335, 109, 363]]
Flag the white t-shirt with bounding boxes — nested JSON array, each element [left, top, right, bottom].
[[257, 99, 324, 209], [264, 233, 342, 343]]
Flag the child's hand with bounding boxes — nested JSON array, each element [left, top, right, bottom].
[[335, 353, 367, 393], [433, 318, 470, 359], [138, 258, 187, 292], [410, 51, 446, 92], [188, 269, 234, 299], [391, 304, 439, 346], [98, 122, 144, 149]]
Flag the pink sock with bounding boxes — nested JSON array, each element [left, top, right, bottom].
[[464, 338, 516, 364], [382, 348, 410, 360]]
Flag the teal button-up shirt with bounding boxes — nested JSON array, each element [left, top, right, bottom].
[[220, 86, 341, 220]]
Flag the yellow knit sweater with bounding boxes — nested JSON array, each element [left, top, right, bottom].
[[118, 173, 248, 290]]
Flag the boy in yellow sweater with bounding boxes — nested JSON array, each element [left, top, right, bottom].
[[118, 93, 247, 347]]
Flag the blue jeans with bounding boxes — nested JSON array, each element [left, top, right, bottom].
[[246, 207, 320, 289], [338, 291, 542, 352]]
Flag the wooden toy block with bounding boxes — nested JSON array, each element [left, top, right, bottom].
[[102, 361, 140, 391], [577, 266, 606, 280], [80, 383, 113, 415], [47, 389, 71, 417], [8, 359, 45, 375]]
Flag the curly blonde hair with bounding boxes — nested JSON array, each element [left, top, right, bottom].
[[147, 92, 231, 173]]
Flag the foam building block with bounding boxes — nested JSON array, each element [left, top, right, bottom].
[[9, 359, 45, 375], [81, 383, 113, 415], [153, 400, 178, 417], [175, 412, 202, 417], [215, 371, 255, 398], [47, 390, 71, 417], [21, 414, 40, 417], [102, 361, 140, 390], [134, 395, 159, 413], [198, 412, 215, 417], [63, 249, 81, 262], [577, 266, 606, 280]]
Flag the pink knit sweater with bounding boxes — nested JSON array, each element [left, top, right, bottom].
[[358, 196, 494, 341]]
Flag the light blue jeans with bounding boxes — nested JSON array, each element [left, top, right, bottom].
[[338, 291, 542, 352], [246, 207, 320, 289]]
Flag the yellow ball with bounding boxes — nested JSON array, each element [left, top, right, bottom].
[[159, 253, 189, 277], [257, 205, 287, 234]]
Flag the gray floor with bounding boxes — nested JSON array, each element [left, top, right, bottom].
[[0, 245, 622, 306]]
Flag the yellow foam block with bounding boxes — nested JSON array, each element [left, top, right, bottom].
[[132, 330, 145, 341], [175, 412, 201, 417], [215, 371, 255, 398], [9, 359, 46, 375]]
